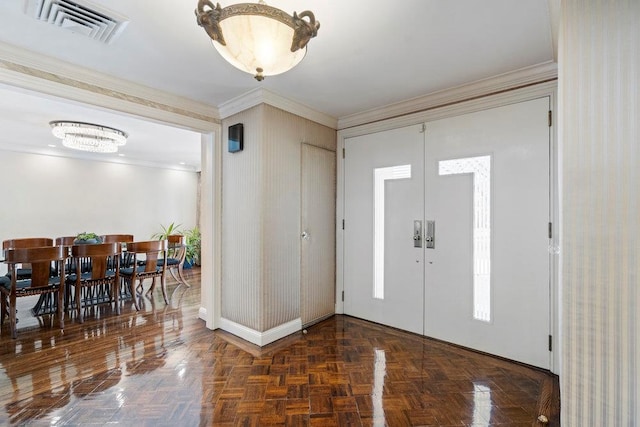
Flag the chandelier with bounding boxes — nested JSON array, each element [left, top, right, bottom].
[[50, 121, 128, 154], [195, 0, 320, 81]]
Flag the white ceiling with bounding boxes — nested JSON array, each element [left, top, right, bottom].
[[0, 0, 554, 170]]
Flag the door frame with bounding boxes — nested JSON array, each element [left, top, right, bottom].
[[336, 81, 559, 374]]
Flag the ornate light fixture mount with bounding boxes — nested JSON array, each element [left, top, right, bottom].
[[195, 0, 320, 81], [50, 121, 128, 154]]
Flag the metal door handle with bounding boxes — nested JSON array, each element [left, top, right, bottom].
[[301, 231, 310, 240], [425, 220, 435, 249], [413, 220, 422, 248]]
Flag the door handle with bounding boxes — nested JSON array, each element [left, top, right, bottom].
[[301, 231, 310, 241], [413, 220, 422, 248], [425, 220, 435, 249]]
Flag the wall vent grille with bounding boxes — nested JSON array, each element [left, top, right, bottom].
[[26, 0, 129, 44]]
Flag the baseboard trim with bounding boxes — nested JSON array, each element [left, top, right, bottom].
[[198, 307, 207, 321], [218, 317, 302, 346]]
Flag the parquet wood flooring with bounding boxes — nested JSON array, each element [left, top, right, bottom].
[[0, 269, 559, 426]]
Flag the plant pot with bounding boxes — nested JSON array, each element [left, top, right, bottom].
[[74, 238, 101, 244]]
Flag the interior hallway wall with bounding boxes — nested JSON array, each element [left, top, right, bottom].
[[559, 1, 639, 425], [221, 104, 336, 334]]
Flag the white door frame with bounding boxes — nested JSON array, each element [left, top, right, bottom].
[[336, 81, 559, 374]]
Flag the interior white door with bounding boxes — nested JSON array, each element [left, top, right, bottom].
[[424, 97, 551, 368], [301, 144, 336, 326], [343, 125, 425, 335]]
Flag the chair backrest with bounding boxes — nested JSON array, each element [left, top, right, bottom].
[[5, 246, 67, 287], [101, 234, 134, 244], [3, 238, 53, 250], [71, 242, 121, 279], [126, 240, 168, 272], [55, 236, 76, 246], [167, 235, 186, 263]]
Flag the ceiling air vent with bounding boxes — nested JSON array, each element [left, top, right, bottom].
[[25, 0, 129, 44]]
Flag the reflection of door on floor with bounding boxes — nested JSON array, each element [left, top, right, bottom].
[[343, 97, 551, 369]]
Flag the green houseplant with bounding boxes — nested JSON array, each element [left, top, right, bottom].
[[151, 223, 201, 267], [183, 226, 201, 266], [150, 222, 182, 241], [74, 232, 103, 244]]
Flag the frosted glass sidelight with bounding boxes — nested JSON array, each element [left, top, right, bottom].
[[373, 165, 412, 299], [439, 156, 491, 322]]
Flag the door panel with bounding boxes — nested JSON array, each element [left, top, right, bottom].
[[343, 125, 425, 334], [342, 98, 550, 368], [301, 144, 336, 326], [424, 97, 550, 368]]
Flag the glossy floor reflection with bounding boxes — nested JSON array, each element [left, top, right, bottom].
[[0, 270, 559, 426]]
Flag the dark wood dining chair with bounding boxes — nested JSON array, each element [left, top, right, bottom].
[[1, 245, 67, 339], [165, 235, 191, 288], [54, 236, 76, 246], [70, 242, 121, 323], [54, 236, 77, 272], [3, 238, 54, 279], [120, 240, 168, 311], [100, 234, 134, 245], [100, 234, 134, 297], [2, 238, 56, 317]]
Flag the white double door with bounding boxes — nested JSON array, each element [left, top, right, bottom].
[[343, 97, 551, 368]]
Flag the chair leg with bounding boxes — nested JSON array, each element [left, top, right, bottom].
[[0, 292, 7, 327], [177, 264, 191, 288], [114, 279, 120, 315], [10, 292, 17, 339], [129, 278, 140, 311], [58, 289, 65, 332], [76, 282, 84, 324], [160, 274, 169, 305], [169, 267, 180, 283], [146, 277, 155, 296]]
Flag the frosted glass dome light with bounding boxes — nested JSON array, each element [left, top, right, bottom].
[[195, 0, 320, 81]]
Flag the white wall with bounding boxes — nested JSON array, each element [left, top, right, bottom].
[[0, 150, 198, 274], [559, 1, 639, 425]]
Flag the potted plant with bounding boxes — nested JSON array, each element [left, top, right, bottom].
[[74, 232, 103, 244], [183, 226, 201, 267], [150, 222, 182, 241], [151, 223, 200, 268]]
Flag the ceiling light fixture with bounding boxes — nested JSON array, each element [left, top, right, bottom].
[[195, 0, 320, 81], [49, 121, 128, 154]]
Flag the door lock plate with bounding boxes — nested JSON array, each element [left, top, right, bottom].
[[413, 220, 422, 248], [425, 220, 435, 249]]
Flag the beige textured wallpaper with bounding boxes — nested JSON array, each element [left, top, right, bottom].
[[221, 104, 336, 333], [559, 1, 639, 425]]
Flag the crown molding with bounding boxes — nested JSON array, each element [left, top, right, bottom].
[[218, 87, 338, 129], [337, 61, 558, 130], [0, 142, 200, 172], [0, 41, 219, 132]]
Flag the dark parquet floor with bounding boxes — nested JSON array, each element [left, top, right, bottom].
[[0, 268, 559, 426]]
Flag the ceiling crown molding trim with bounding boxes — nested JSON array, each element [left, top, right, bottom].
[[218, 87, 338, 129], [0, 41, 219, 132], [337, 61, 558, 130], [0, 141, 199, 172]]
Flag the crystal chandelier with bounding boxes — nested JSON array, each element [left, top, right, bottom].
[[195, 0, 320, 81], [50, 121, 128, 154]]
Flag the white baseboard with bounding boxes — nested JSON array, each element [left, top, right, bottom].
[[218, 317, 302, 346], [198, 306, 207, 321]]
